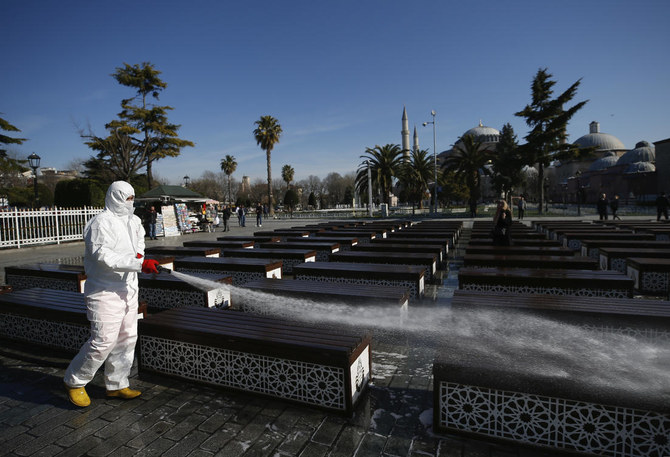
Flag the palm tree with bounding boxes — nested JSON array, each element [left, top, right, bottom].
[[220, 154, 237, 204], [281, 164, 295, 191], [355, 144, 404, 205], [442, 134, 494, 217], [253, 116, 282, 216], [398, 148, 432, 210]]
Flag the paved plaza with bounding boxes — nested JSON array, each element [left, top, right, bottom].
[[1, 217, 590, 456]]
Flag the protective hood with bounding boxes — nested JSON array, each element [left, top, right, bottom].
[[105, 181, 135, 217]]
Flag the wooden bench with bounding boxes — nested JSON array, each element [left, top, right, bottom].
[[145, 246, 221, 258], [254, 230, 310, 241], [451, 289, 670, 342], [560, 232, 654, 250], [329, 251, 437, 282], [372, 237, 449, 257], [259, 241, 339, 262], [173, 257, 283, 285], [138, 272, 233, 310], [467, 239, 561, 247], [293, 261, 426, 300], [183, 240, 255, 249], [5, 263, 87, 293], [352, 242, 445, 266], [217, 235, 280, 243], [396, 228, 459, 244], [626, 257, 670, 296], [237, 278, 409, 316], [433, 350, 669, 457], [221, 248, 316, 274], [638, 227, 670, 241], [463, 254, 598, 270], [532, 221, 594, 236], [0, 288, 147, 353], [286, 236, 358, 251], [387, 231, 455, 248], [470, 230, 548, 240], [464, 245, 574, 257], [580, 239, 670, 259], [314, 231, 376, 244], [458, 267, 634, 298], [599, 247, 670, 272], [330, 227, 388, 239], [3, 262, 231, 311], [137, 307, 372, 414]]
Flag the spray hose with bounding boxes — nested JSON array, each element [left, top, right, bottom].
[[156, 265, 172, 274]]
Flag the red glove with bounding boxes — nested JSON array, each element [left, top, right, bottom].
[[142, 258, 159, 274]]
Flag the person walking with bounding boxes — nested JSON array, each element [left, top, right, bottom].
[[657, 192, 670, 221], [146, 206, 158, 239], [256, 203, 263, 227], [492, 199, 513, 246], [237, 205, 246, 227], [516, 196, 526, 220], [63, 181, 159, 407], [222, 205, 231, 231], [597, 193, 609, 220], [610, 194, 621, 220]]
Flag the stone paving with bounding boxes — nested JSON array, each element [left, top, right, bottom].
[[0, 217, 570, 456]]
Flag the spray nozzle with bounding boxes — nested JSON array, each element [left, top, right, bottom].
[[156, 265, 172, 274]]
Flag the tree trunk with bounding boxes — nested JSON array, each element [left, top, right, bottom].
[[146, 159, 154, 189], [227, 175, 232, 204], [537, 164, 545, 214], [266, 150, 274, 216]]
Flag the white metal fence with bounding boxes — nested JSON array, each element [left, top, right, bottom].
[[0, 207, 103, 249]]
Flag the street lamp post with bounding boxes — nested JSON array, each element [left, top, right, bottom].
[[575, 171, 582, 217], [183, 175, 190, 187], [27, 153, 41, 208], [366, 160, 373, 217], [423, 110, 437, 215]]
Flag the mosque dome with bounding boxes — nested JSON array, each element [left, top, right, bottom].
[[461, 121, 500, 143], [624, 162, 656, 174], [617, 141, 655, 166], [574, 121, 625, 151], [588, 151, 619, 171]]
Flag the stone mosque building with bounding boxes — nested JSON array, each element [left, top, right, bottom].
[[402, 108, 669, 205]]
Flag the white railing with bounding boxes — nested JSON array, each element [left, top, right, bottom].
[[0, 207, 103, 249]]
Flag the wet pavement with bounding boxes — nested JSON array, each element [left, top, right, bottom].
[[1, 217, 570, 456]]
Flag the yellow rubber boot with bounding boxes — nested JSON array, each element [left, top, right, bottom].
[[106, 387, 141, 399], [65, 385, 91, 407]]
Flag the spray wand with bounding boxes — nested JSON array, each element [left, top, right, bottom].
[[156, 265, 172, 274]]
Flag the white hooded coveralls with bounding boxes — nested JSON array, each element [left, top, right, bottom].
[[64, 181, 145, 390]]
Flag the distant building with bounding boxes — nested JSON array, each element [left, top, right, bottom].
[[552, 122, 659, 204], [400, 109, 666, 206]]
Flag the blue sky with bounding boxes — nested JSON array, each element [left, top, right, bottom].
[[2, 0, 669, 185]]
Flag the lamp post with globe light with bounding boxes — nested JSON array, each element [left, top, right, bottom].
[[27, 153, 41, 207], [422, 110, 437, 215]]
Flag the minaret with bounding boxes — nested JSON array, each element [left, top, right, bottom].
[[401, 106, 410, 161], [413, 125, 419, 154]]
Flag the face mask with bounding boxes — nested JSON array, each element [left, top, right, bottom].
[[125, 200, 135, 215]]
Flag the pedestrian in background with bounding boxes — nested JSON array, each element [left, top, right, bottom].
[[610, 194, 621, 220], [491, 199, 513, 246], [147, 206, 158, 239], [516, 196, 526, 220], [657, 192, 670, 221], [222, 205, 231, 231], [256, 203, 263, 227], [597, 193, 609, 220]]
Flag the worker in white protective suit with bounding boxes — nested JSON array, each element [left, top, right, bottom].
[[64, 181, 159, 407]]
